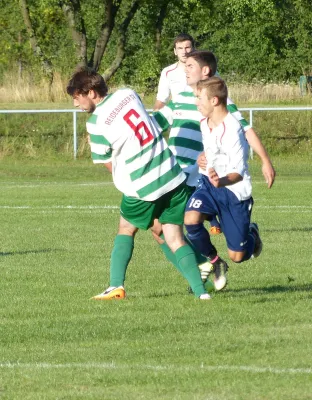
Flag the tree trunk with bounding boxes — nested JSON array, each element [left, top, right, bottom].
[[19, 0, 54, 97], [61, 0, 87, 67], [91, 0, 121, 71], [103, 0, 140, 81], [155, 2, 169, 53], [18, 31, 22, 80]]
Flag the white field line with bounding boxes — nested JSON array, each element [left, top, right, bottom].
[[1, 180, 312, 189], [0, 362, 311, 375], [258, 205, 312, 209], [0, 205, 311, 211], [1, 182, 114, 189], [0, 205, 119, 210]]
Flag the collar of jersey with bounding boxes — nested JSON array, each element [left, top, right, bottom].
[[96, 94, 113, 108]]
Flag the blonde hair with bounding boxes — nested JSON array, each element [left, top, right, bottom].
[[197, 77, 228, 106]]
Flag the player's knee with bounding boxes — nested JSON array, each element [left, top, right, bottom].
[[184, 210, 201, 225], [228, 251, 245, 263]]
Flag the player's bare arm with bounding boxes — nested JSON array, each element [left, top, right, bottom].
[[197, 151, 207, 170], [245, 128, 276, 188], [153, 99, 166, 111], [103, 162, 112, 173], [208, 168, 242, 188]]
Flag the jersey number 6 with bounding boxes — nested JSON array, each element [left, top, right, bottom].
[[124, 109, 153, 146]]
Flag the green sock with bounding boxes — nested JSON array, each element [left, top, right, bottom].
[[110, 234, 134, 287], [175, 245, 206, 297], [159, 233, 180, 266], [185, 235, 207, 265], [159, 234, 187, 277]]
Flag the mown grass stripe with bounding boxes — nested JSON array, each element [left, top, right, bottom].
[[0, 362, 311, 375]]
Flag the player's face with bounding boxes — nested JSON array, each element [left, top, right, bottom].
[[185, 57, 206, 87], [73, 92, 96, 113], [174, 40, 193, 63], [195, 88, 214, 118]]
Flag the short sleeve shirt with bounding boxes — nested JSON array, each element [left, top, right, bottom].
[[87, 88, 186, 201]]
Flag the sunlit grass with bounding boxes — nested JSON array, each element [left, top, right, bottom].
[[0, 157, 312, 399]]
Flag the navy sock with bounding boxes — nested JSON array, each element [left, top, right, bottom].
[[184, 235, 207, 265], [185, 223, 217, 259]]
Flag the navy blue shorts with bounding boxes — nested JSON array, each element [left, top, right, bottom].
[[185, 176, 254, 252]]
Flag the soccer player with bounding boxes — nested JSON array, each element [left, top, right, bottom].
[[66, 67, 210, 300], [186, 52, 275, 189], [154, 34, 222, 235], [152, 50, 275, 289], [153, 33, 195, 112], [184, 77, 262, 288]]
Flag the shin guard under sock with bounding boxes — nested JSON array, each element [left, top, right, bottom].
[[185, 223, 216, 259], [110, 234, 134, 287], [175, 245, 206, 297]]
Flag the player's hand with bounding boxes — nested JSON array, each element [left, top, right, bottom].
[[262, 161, 276, 189], [207, 167, 220, 187], [197, 152, 207, 170]]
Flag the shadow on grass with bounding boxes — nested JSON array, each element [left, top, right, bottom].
[[264, 227, 312, 233], [0, 248, 64, 257], [143, 292, 177, 299], [225, 283, 312, 297]]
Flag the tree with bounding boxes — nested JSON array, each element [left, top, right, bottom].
[[60, 0, 141, 80], [19, 0, 54, 84], [2, 0, 312, 90]]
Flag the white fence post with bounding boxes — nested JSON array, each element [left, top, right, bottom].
[[249, 109, 254, 159], [73, 110, 77, 159]]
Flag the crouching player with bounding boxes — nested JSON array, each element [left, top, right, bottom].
[[184, 77, 262, 290]]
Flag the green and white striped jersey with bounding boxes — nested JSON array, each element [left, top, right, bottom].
[[153, 90, 251, 187], [87, 88, 185, 201]]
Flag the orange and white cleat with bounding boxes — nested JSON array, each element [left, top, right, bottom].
[[209, 226, 222, 235], [91, 286, 126, 300]]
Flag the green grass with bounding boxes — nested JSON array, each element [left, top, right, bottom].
[[0, 157, 312, 399]]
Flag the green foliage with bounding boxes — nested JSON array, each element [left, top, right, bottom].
[[199, 0, 312, 82], [1, 0, 312, 89], [0, 0, 27, 75]]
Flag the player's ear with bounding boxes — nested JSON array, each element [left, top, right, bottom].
[[88, 89, 96, 99], [202, 66, 210, 79], [212, 96, 220, 106], [174, 47, 177, 56]]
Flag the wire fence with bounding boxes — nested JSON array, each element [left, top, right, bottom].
[[1, 107, 312, 158]]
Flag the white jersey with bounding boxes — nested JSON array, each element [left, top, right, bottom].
[[156, 63, 192, 103], [200, 113, 252, 201], [153, 90, 252, 188], [87, 88, 185, 201]]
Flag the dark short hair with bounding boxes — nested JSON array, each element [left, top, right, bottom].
[[67, 67, 108, 97], [186, 51, 217, 77], [197, 77, 228, 107], [173, 33, 195, 49]]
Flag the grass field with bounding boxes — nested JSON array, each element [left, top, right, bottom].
[[0, 157, 312, 399]]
